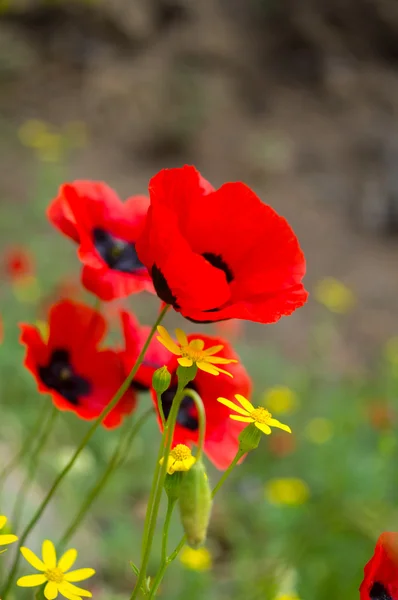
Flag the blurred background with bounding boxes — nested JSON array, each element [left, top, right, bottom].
[[1, 0, 398, 598]]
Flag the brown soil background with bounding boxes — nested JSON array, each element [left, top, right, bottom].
[[1, 0, 398, 371]]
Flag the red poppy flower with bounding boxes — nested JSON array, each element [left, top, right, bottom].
[[150, 333, 252, 469], [20, 300, 135, 428], [360, 533, 398, 599], [136, 165, 308, 323], [47, 180, 154, 301], [4, 246, 34, 280], [120, 310, 170, 391]]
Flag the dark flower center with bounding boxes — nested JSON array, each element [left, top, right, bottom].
[[202, 252, 234, 283], [38, 348, 91, 406], [161, 382, 198, 431], [151, 264, 179, 308], [93, 228, 145, 273], [370, 582, 393, 600]]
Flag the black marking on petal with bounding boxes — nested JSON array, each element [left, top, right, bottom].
[[370, 582, 393, 600], [38, 348, 91, 406], [161, 382, 198, 431], [93, 228, 145, 273], [131, 380, 150, 392], [202, 252, 234, 283], [151, 264, 179, 308]]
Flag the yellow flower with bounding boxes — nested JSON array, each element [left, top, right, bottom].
[[314, 277, 355, 314], [179, 546, 212, 571], [384, 337, 398, 366], [160, 444, 196, 475], [156, 326, 237, 377], [305, 417, 334, 445], [217, 394, 291, 435], [263, 386, 298, 414], [17, 540, 95, 600], [276, 595, 301, 600], [0, 516, 18, 552], [265, 478, 310, 506]]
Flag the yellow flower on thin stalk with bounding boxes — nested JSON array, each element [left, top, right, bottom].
[[160, 444, 196, 475], [179, 546, 212, 571], [0, 515, 18, 553], [17, 539, 95, 600], [156, 326, 237, 377], [263, 385, 298, 414], [265, 478, 310, 506], [217, 394, 291, 435], [314, 277, 355, 314]]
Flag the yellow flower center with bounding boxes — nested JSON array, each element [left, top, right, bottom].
[[181, 345, 205, 363], [45, 568, 64, 583], [171, 444, 192, 461], [251, 407, 272, 424]]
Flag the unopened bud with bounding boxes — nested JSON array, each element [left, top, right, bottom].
[[179, 459, 212, 549], [238, 423, 262, 453], [164, 471, 183, 502], [152, 366, 171, 395]]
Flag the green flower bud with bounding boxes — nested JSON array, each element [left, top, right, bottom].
[[238, 422, 262, 453], [152, 366, 171, 395], [178, 459, 212, 549]]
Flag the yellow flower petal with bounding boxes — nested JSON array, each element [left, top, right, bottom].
[[0, 534, 18, 545], [156, 326, 181, 355], [42, 540, 57, 569], [230, 415, 254, 422], [197, 362, 220, 376], [58, 548, 77, 572], [217, 397, 250, 416], [44, 580, 59, 599], [182, 456, 196, 471], [234, 394, 255, 413], [205, 356, 238, 365], [175, 328, 188, 347], [268, 418, 292, 433], [64, 568, 95, 582], [20, 546, 46, 571], [189, 339, 205, 351], [56, 584, 80, 600], [203, 344, 224, 356], [17, 574, 47, 587], [178, 356, 193, 367], [0, 515, 7, 529], [255, 422, 272, 435], [60, 581, 92, 597]]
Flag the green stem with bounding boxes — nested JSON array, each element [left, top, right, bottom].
[[1, 305, 169, 599], [182, 389, 206, 460], [161, 500, 176, 564], [0, 398, 48, 490], [149, 448, 245, 597], [12, 406, 58, 530], [59, 408, 153, 548], [131, 383, 187, 599]]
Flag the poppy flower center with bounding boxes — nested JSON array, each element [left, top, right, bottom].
[[38, 348, 91, 406], [171, 444, 192, 461], [93, 228, 145, 273], [45, 568, 64, 583], [370, 582, 393, 600], [161, 382, 198, 431], [251, 407, 272, 424]]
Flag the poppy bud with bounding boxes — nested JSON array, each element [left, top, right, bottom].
[[152, 366, 171, 395], [238, 423, 262, 453], [178, 459, 212, 549]]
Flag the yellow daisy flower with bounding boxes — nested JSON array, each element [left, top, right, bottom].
[[0, 515, 18, 552], [156, 326, 237, 377], [160, 444, 196, 474], [17, 540, 95, 600], [179, 546, 212, 571], [217, 394, 291, 435]]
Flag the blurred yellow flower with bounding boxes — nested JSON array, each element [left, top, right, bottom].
[[263, 386, 298, 414], [314, 277, 355, 314], [18, 120, 64, 162], [276, 595, 301, 600], [384, 337, 398, 367], [13, 276, 41, 304], [0, 516, 18, 552], [265, 478, 310, 506], [179, 546, 212, 571], [305, 417, 334, 445], [35, 320, 50, 342], [160, 444, 196, 475], [18, 539, 95, 600], [18, 120, 48, 147]]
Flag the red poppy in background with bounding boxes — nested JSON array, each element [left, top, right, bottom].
[[150, 333, 252, 470], [20, 300, 135, 428], [4, 246, 34, 280], [136, 165, 308, 324], [47, 181, 154, 301], [360, 533, 398, 599], [120, 310, 170, 391]]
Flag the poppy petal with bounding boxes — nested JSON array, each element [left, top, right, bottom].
[[17, 574, 47, 587]]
